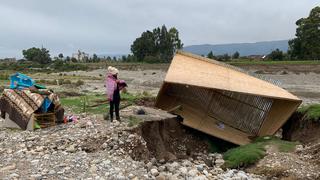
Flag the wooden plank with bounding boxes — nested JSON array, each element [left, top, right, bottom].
[[165, 52, 301, 101], [259, 99, 301, 135]]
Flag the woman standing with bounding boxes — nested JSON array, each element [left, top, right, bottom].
[[106, 66, 126, 122]]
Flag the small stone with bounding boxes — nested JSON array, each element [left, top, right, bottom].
[[179, 167, 188, 175], [30, 174, 42, 180], [128, 173, 135, 179], [89, 165, 97, 173], [48, 170, 56, 175], [188, 169, 198, 177], [146, 162, 153, 170], [156, 174, 166, 180], [203, 170, 209, 177], [215, 159, 225, 167], [9, 173, 19, 178], [116, 175, 126, 180], [158, 166, 166, 172], [66, 145, 76, 153], [150, 168, 159, 176], [0, 163, 16, 171], [204, 158, 213, 167], [196, 164, 204, 172], [193, 175, 207, 180], [151, 157, 157, 165], [182, 160, 192, 167], [295, 144, 303, 152], [159, 159, 165, 164]]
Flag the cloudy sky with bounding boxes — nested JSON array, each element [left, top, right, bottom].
[[0, 0, 318, 58]]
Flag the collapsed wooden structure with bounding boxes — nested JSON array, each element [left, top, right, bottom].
[[155, 51, 302, 145]]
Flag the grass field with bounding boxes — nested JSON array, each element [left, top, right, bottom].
[[60, 92, 154, 115], [228, 59, 320, 65]]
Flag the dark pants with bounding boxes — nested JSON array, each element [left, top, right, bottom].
[[109, 99, 120, 121]]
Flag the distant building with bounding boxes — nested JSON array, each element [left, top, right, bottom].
[[247, 55, 265, 60], [72, 50, 89, 62]]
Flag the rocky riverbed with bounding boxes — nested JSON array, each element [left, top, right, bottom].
[[0, 114, 264, 180]]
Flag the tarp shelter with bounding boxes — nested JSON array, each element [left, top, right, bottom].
[[0, 89, 64, 130], [155, 51, 302, 145], [0, 73, 64, 130]]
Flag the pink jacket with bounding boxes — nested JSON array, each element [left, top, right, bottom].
[[106, 73, 126, 101]]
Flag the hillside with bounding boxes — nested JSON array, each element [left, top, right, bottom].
[[183, 40, 289, 56]]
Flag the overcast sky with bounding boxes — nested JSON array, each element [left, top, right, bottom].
[[0, 0, 319, 58]]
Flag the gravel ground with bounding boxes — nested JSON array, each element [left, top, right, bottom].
[[0, 113, 264, 180]]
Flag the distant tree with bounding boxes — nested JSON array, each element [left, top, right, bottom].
[[106, 56, 112, 61], [143, 56, 162, 63], [126, 54, 137, 62], [71, 57, 77, 63], [65, 56, 71, 62], [268, 49, 284, 60], [207, 51, 215, 59], [131, 30, 156, 61], [112, 56, 117, 61], [58, 53, 64, 59], [131, 25, 183, 62], [92, 54, 100, 62], [121, 55, 127, 62], [22, 47, 52, 64], [288, 6, 320, 60], [232, 51, 240, 59], [216, 54, 231, 61], [223, 54, 231, 61]]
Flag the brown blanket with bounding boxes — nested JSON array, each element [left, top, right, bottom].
[[0, 89, 63, 129]]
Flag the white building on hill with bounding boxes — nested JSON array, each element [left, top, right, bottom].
[[72, 50, 89, 62]]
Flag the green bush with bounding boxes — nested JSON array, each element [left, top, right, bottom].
[[223, 136, 297, 169], [64, 79, 72, 84], [223, 143, 265, 168], [297, 104, 320, 121], [0, 74, 9, 80], [143, 56, 162, 64], [58, 79, 65, 85], [75, 80, 84, 86]]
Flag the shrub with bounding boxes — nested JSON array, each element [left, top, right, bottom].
[[143, 56, 162, 63], [223, 136, 297, 169], [223, 143, 265, 168], [38, 79, 46, 84], [297, 104, 320, 121], [75, 80, 84, 86], [0, 73, 9, 80], [58, 79, 64, 85], [63, 79, 72, 84]]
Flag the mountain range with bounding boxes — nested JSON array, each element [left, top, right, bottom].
[[183, 40, 289, 56]]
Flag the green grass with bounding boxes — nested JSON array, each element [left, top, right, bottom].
[[228, 59, 320, 65], [297, 104, 320, 121], [60, 94, 110, 114], [60, 92, 153, 115], [223, 142, 266, 168], [223, 136, 298, 169]]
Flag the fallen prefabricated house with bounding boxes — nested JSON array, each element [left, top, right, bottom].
[[155, 51, 302, 145]]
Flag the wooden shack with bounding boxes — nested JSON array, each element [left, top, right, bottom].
[[155, 51, 302, 145]]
